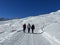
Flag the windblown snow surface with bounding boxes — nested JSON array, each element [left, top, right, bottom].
[[0, 10, 60, 45]]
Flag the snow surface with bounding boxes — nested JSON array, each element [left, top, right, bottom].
[[0, 10, 60, 45]]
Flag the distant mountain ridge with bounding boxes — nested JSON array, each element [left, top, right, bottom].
[[0, 17, 20, 21], [0, 18, 10, 21]]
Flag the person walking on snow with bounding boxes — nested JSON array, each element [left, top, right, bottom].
[[23, 23, 26, 33], [27, 23, 31, 33], [31, 24, 35, 33]]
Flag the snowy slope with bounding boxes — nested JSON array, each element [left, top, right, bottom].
[[0, 10, 60, 45]]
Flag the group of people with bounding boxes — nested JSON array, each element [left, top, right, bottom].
[[23, 23, 35, 33]]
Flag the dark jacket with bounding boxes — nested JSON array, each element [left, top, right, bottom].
[[23, 24, 26, 29], [31, 24, 35, 30]]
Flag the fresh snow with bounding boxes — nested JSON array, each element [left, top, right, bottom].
[[0, 10, 60, 45]]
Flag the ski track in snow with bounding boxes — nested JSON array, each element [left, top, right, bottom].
[[0, 31, 52, 45], [14, 32, 51, 45], [42, 32, 60, 45], [1, 30, 60, 45]]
